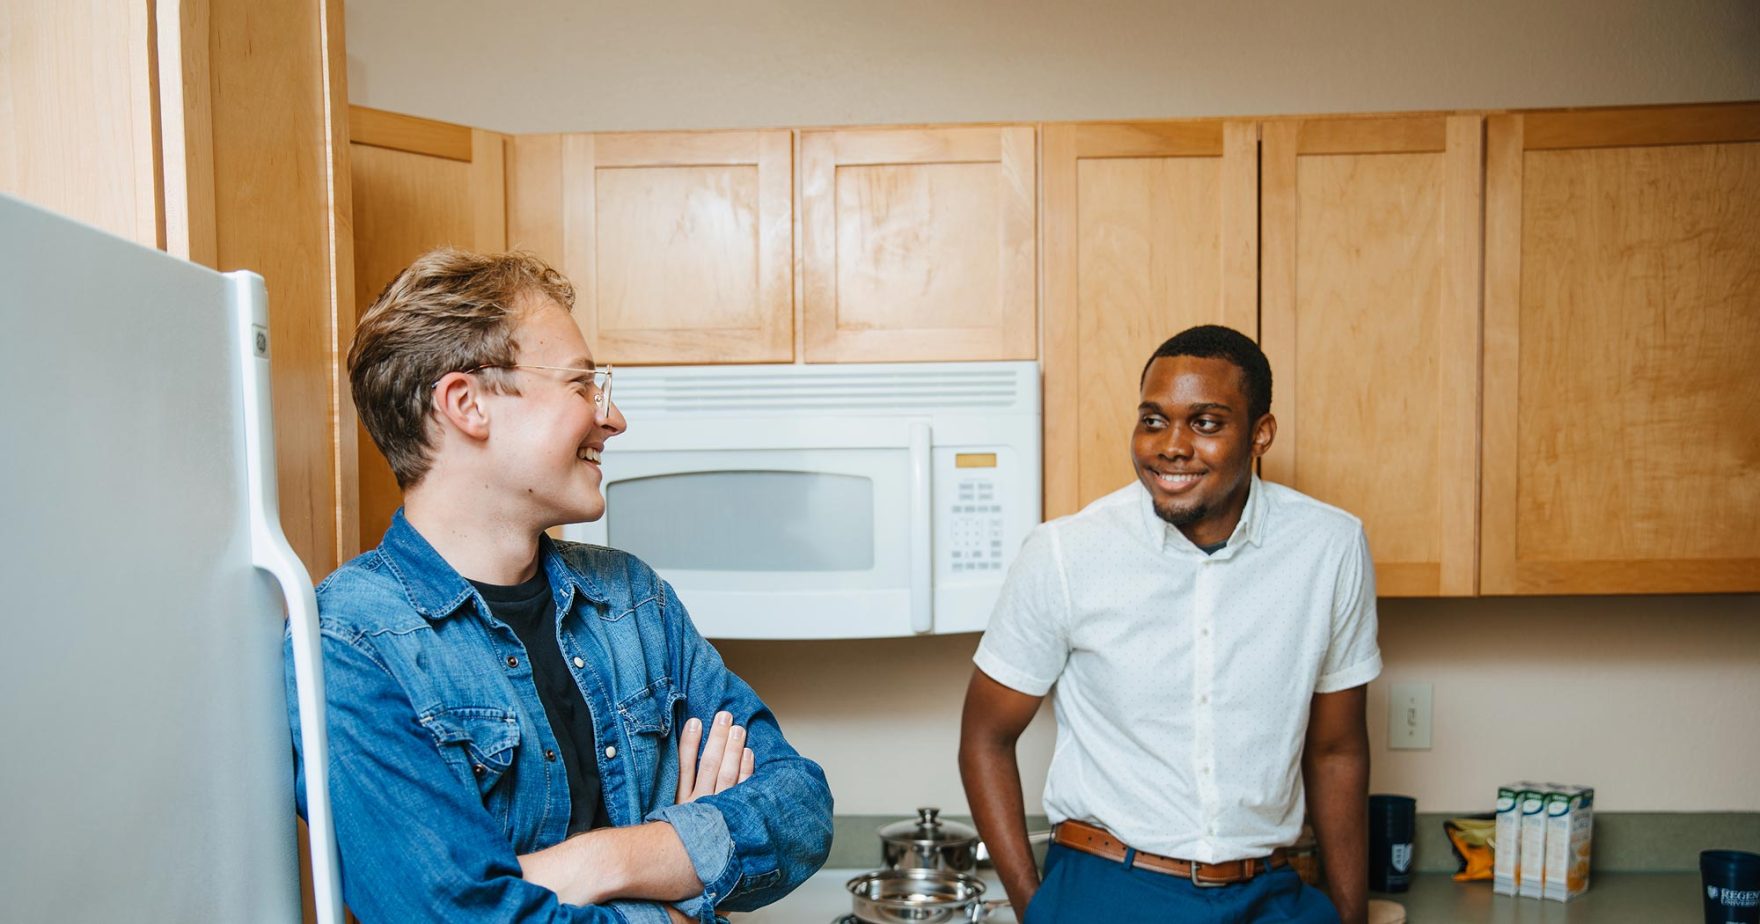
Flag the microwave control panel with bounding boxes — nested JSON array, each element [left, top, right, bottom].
[[947, 462, 1006, 573]]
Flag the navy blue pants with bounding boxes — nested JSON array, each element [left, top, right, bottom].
[[1023, 844, 1342, 924]]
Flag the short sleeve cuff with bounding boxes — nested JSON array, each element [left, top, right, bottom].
[[973, 647, 1054, 697], [1315, 652, 1382, 694], [647, 799, 738, 908]]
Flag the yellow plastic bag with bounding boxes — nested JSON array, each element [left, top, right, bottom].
[[1444, 815, 1497, 882]]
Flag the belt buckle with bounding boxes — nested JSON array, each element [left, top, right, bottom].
[[1189, 861, 1230, 888]]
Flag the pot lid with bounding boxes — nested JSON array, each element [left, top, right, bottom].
[[877, 807, 979, 846]]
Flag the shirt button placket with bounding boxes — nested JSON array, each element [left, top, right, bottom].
[[1193, 566, 1221, 847]]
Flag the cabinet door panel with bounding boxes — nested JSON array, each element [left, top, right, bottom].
[[801, 126, 1035, 362], [1484, 104, 1760, 593], [1261, 116, 1483, 596], [1042, 122, 1258, 517], [556, 131, 793, 365], [595, 164, 763, 334], [833, 161, 1001, 334], [350, 109, 507, 550]]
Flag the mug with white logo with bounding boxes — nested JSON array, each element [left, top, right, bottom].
[[1703, 850, 1760, 924], [1368, 794, 1416, 893]]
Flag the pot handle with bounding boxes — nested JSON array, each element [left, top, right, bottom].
[[971, 898, 1013, 922], [975, 829, 1053, 866]]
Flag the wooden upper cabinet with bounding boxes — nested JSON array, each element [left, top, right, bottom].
[[1259, 116, 1485, 596], [510, 131, 794, 365], [1040, 122, 1258, 517], [350, 106, 508, 549], [351, 107, 507, 292], [800, 126, 1036, 363], [1481, 103, 1760, 594]]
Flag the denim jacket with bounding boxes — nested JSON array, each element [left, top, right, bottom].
[[285, 511, 833, 923]]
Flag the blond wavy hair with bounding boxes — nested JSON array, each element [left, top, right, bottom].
[[348, 248, 576, 488]]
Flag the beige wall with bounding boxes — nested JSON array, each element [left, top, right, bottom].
[[345, 0, 1760, 133], [721, 593, 1760, 816], [346, 0, 1760, 814]]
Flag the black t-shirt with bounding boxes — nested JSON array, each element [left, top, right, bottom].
[[471, 571, 609, 834]]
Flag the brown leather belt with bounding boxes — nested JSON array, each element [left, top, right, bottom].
[[1052, 820, 1288, 887]]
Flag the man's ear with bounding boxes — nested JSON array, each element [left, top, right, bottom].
[[1250, 412, 1277, 460], [431, 372, 492, 441]]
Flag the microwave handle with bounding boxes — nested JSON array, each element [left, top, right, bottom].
[[909, 421, 933, 634]]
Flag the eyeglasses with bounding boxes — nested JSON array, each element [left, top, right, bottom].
[[431, 363, 614, 416]]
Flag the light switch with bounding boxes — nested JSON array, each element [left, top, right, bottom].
[[1388, 682, 1433, 750]]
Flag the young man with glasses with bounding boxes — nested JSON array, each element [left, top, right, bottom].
[[288, 249, 831, 922]]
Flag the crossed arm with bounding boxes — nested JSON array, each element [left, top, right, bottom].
[[518, 712, 756, 919]]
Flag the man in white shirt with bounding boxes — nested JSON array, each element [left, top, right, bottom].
[[960, 325, 1378, 924]]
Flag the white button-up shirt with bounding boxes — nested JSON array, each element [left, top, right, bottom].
[[973, 476, 1381, 862]]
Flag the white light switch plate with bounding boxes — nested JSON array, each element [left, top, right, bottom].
[[1388, 682, 1433, 750]]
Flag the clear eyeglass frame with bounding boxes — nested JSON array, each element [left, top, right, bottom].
[[430, 363, 614, 415]]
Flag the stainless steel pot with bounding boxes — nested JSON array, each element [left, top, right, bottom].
[[845, 868, 1010, 924], [879, 807, 980, 873]]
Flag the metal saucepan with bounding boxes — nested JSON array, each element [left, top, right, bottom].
[[879, 808, 981, 873], [846, 868, 1011, 924], [879, 807, 1053, 873]]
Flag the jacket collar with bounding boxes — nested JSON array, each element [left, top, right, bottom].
[[378, 509, 608, 621]]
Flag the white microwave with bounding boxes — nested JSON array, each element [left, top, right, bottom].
[[563, 361, 1041, 639]]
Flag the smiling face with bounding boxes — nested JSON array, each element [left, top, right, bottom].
[[1132, 355, 1275, 547], [481, 298, 626, 528]]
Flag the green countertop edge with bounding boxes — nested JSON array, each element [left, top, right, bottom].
[[826, 812, 1760, 873]]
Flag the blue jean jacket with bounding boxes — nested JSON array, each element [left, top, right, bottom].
[[285, 511, 833, 923]]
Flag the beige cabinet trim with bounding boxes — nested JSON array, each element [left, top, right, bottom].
[[1522, 101, 1760, 151], [350, 105, 474, 162], [1480, 114, 1524, 595]]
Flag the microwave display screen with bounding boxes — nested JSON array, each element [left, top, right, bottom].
[[606, 471, 876, 572]]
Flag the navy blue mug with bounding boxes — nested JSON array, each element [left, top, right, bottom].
[[1703, 850, 1760, 924], [1368, 794, 1416, 893]]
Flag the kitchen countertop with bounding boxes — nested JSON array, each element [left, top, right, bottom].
[[731, 870, 1701, 923], [729, 868, 1017, 924]]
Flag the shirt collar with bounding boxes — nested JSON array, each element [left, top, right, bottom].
[[379, 509, 608, 621], [1136, 473, 1269, 556]]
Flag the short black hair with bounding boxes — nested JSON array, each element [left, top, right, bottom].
[[1140, 324, 1273, 421]]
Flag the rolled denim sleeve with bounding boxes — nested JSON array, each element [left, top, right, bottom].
[[286, 625, 677, 924], [645, 580, 834, 917]]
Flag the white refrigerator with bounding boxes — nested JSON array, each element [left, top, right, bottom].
[[0, 194, 343, 923]]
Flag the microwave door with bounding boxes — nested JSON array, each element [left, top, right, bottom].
[[564, 418, 932, 640]]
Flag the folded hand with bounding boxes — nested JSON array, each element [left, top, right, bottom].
[[675, 710, 754, 803]]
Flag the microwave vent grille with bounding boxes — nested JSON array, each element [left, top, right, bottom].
[[612, 365, 1034, 416]]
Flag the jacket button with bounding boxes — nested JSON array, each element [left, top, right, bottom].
[[605, 745, 617, 759], [506, 656, 519, 668], [544, 749, 557, 762], [573, 656, 585, 669], [472, 764, 485, 776]]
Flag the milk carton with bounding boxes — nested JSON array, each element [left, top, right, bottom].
[[1543, 786, 1594, 901], [1492, 781, 1533, 896], [1516, 785, 1551, 898]]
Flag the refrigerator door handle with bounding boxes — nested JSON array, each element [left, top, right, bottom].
[[230, 272, 345, 924]]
